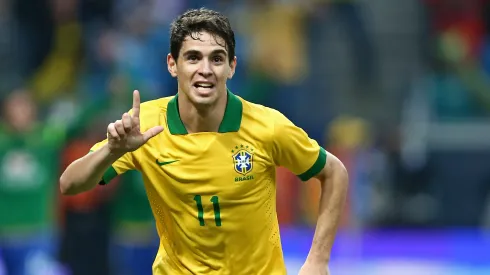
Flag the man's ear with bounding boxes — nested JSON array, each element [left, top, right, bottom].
[[167, 53, 178, 78], [228, 56, 237, 79]]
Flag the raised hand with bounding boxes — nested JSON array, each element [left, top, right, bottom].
[[107, 90, 164, 154]]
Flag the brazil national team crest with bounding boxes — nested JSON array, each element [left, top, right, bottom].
[[231, 145, 254, 182]]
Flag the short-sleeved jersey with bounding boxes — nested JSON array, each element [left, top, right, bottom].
[[90, 91, 327, 275]]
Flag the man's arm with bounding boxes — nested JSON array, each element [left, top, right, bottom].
[[268, 108, 348, 273], [59, 144, 123, 195], [59, 90, 163, 196], [303, 152, 349, 271]]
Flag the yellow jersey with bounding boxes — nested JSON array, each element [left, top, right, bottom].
[[90, 91, 327, 275]]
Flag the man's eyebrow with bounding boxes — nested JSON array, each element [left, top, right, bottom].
[[182, 50, 202, 56], [210, 49, 227, 56], [182, 49, 227, 57]]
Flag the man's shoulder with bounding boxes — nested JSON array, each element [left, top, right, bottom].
[[138, 95, 174, 129], [139, 96, 174, 114], [240, 97, 283, 120], [238, 97, 289, 143]]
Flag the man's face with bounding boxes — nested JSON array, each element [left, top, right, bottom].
[[167, 31, 236, 106], [4, 90, 36, 132]]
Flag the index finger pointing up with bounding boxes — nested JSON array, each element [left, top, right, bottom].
[[132, 90, 140, 118]]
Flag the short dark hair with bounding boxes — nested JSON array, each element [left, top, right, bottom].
[[170, 8, 236, 64]]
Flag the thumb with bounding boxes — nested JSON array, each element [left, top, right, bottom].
[[142, 126, 164, 142]]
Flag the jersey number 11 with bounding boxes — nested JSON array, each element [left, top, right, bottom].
[[193, 195, 221, 226]]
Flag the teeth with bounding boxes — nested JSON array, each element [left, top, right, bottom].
[[196, 83, 213, 88]]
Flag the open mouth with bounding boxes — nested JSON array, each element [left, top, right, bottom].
[[193, 82, 215, 89]]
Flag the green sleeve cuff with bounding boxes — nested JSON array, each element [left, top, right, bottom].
[[100, 166, 118, 185], [297, 147, 327, 181]]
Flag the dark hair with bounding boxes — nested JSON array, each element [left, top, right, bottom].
[[170, 8, 236, 64]]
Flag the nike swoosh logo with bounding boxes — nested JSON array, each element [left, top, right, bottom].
[[156, 159, 179, 166]]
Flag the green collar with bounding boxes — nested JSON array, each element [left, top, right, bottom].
[[166, 89, 243, 135]]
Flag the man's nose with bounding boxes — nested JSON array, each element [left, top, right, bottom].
[[198, 60, 212, 76]]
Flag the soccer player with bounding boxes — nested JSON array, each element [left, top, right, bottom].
[[60, 8, 348, 275]]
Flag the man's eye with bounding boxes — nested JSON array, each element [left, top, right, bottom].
[[213, 56, 224, 63], [189, 55, 198, 61]]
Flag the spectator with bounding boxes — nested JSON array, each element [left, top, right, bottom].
[[0, 89, 66, 275]]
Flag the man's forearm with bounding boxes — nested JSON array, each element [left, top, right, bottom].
[[307, 158, 349, 264], [59, 144, 122, 195]]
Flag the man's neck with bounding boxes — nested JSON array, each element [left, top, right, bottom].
[[178, 92, 228, 133]]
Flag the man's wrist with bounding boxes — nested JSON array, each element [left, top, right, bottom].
[[306, 251, 330, 265], [102, 143, 126, 163]]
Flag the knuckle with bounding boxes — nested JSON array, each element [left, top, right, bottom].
[[109, 133, 119, 140]]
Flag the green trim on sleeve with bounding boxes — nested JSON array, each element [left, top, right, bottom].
[[298, 147, 327, 181], [88, 150, 119, 185], [101, 166, 118, 185]]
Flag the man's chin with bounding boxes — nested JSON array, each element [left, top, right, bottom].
[[188, 93, 216, 106], [192, 86, 216, 98], [189, 89, 219, 105]]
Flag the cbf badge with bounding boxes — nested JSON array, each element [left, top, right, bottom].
[[231, 145, 254, 182]]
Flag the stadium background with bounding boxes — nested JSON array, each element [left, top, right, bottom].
[[1, 0, 490, 274]]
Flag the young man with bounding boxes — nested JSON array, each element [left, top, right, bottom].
[[60, 8, 348, 275]]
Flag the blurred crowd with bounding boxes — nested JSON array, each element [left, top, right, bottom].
[[1, 0, 490, 274]]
